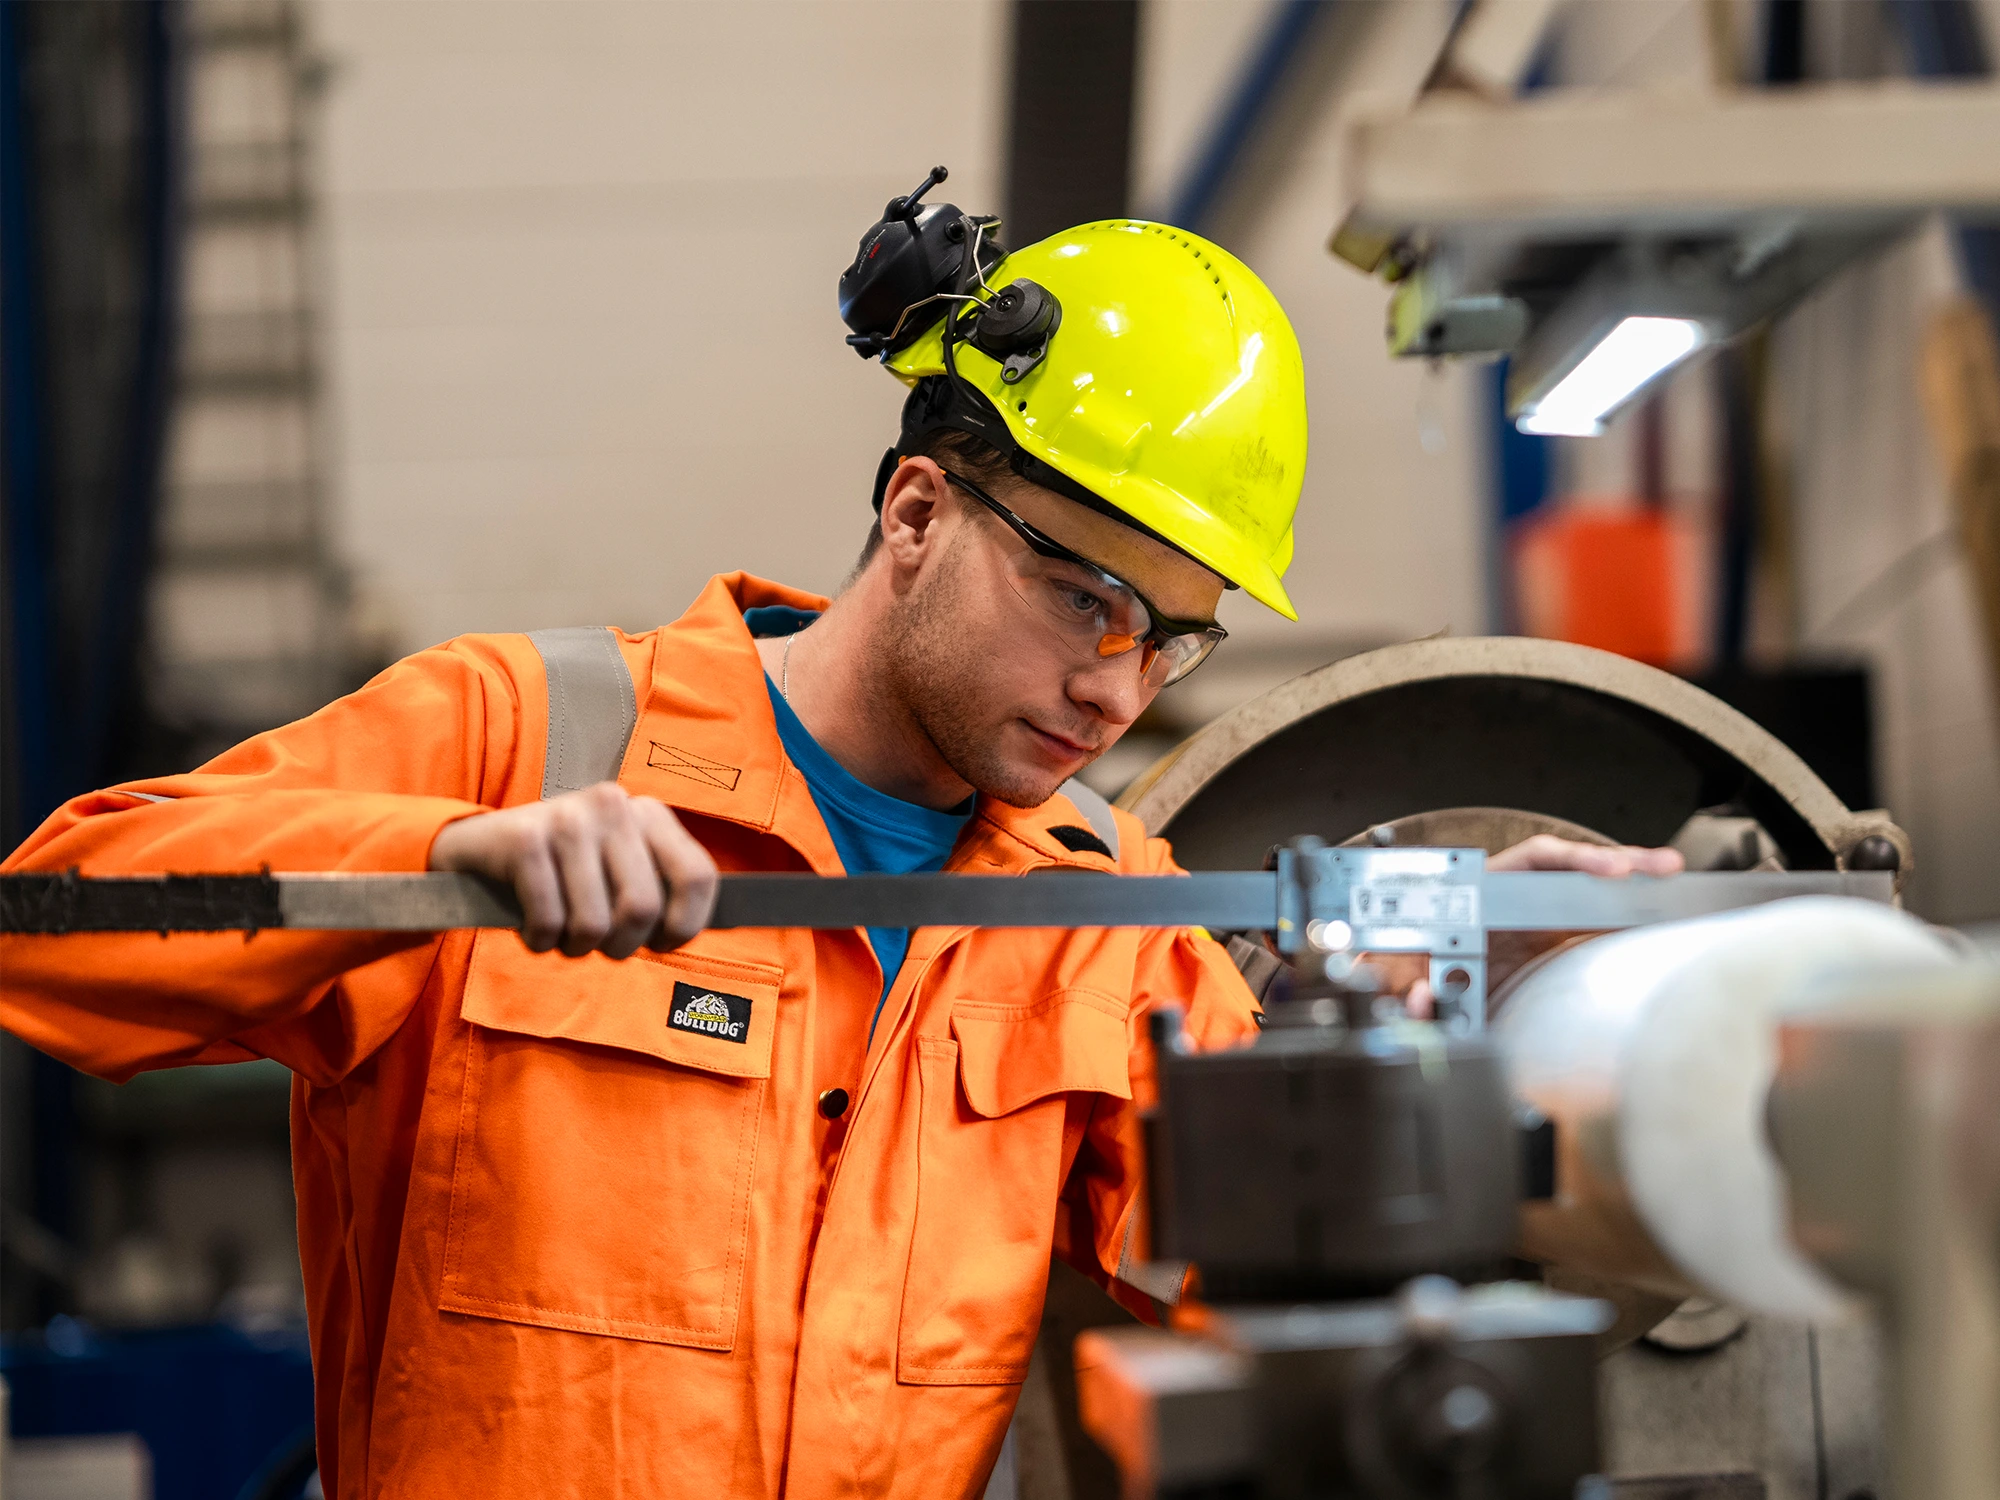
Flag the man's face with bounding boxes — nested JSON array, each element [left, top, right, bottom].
[[878, 459, 1225, 808]]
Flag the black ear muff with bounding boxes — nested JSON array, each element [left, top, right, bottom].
[[965, 279, 1061, 384], [838, 165, 1004, 360]]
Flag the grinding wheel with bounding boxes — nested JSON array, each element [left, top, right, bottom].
[[1119, 637, 1907, 891]]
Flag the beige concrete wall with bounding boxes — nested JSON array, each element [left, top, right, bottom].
[[310, 0, 1008, 653]]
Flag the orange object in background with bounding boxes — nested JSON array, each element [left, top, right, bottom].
[[1511, 504, 1705, 669]]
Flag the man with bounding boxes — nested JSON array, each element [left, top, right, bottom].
[[1, 219, 1676, 1497]]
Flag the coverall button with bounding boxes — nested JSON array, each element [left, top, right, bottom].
[[817, 1087, 850, 1120]]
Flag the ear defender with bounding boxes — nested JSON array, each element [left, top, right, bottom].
[[846, 165, 1068, 513], [839, 166, 1004, 360]]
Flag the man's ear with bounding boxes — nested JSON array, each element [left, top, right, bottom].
[[878, 456, 955, 575]]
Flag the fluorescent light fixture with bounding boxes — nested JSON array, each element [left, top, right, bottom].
[[1515, 316, 1707, 436]]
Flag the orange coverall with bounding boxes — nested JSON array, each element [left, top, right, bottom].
[[0, 572, 1260, 1499]]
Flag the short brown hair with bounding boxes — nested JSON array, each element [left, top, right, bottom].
[[850, 429, 1013, 576]]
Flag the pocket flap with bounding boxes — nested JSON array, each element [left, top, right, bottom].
[[949, 991, 1133, 1118], [461, 930, 779, 1080]]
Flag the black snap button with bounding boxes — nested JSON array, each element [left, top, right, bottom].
[[817, 1087, 850, 1120]]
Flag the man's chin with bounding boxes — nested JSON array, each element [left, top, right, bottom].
[[917, 708, 1104, 808], [982, 776, 1071, 810], [952, 754, 1087, 810]]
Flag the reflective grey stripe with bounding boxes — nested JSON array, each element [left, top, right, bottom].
[[1115, 1210, 1190, 1308], [1057, 777, 1121, 861], [124, 792, 173, 803], [527, 627, 639, 800]]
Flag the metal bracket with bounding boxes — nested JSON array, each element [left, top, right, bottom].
[[1275, 839, 1492, 1026]]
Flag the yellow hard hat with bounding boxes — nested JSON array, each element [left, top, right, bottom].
[[882, 220, 1308, 620]]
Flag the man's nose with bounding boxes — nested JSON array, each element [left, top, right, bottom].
[[1066, 653, 1150, 727]]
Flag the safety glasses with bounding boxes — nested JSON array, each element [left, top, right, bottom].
[[942, 470, 1227, 689]]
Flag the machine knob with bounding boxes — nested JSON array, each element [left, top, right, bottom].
[[1847, 835, 1900, 872]]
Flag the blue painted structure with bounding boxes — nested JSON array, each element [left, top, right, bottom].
[[80, 0, 184, 816], [1159, 0, 1340, 234], [1482, 41, 1556, 631], [4, 1320, 315, 1500], [0, 0, 183, 844], [0, 0, 57, 839]]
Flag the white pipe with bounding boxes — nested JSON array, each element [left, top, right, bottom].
[[1493, 896, 1959, 1317]]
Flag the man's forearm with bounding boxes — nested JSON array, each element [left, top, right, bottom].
[[0, 784, 483, 1081]]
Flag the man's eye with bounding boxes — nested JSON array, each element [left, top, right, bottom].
[[1059, 585, 1105, 616]]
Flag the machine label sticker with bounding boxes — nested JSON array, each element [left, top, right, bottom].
[[1350, 880, 1479, 927], [667, 982, 753, 1043]]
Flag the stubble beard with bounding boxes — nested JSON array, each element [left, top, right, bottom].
[[881, 534, 1082, 809]]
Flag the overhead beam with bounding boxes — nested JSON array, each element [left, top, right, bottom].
[[1342, 80, 2000, 242]]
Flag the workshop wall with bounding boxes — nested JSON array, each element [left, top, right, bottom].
[[310, 0, 1010, 653], [1778, 225, 2000, 924], [307, 0, 1488, 671], [1770, 0, 2000, 924]]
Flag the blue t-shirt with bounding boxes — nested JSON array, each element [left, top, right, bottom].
[[746, 607, 971, 1028]]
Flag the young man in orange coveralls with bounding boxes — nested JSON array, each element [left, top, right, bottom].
[[1, 219, 1676, 1497]]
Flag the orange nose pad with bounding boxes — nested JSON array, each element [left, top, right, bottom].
[[1097, 634, 1139, 658]]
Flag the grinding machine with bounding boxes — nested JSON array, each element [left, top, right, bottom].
[[1058, 637, 1999, 1500]]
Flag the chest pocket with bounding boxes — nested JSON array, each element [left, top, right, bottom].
[[440, 930, 778, 1349], [898, 992, 1132, 1385]]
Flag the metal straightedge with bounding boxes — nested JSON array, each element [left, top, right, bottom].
[[0, 854, 1894, 1034], [0, 859, 1891, 949]]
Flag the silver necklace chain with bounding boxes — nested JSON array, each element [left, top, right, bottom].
[[781, 631, 796, 700]]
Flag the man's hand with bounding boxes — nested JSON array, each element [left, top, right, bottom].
[[428, 784, 719, 958], [1398, 834, 1684, 1016], [1487, 834, 1684, 878]]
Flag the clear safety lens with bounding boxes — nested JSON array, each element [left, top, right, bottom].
[[993, 538, 1221, 688]]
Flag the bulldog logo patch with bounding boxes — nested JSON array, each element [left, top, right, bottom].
[[667, 982, 752, 1044]]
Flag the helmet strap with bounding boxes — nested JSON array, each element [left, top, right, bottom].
[[869, 447, 901, 513]]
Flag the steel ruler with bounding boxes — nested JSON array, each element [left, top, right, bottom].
[[0, 864, 1894, 938]]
